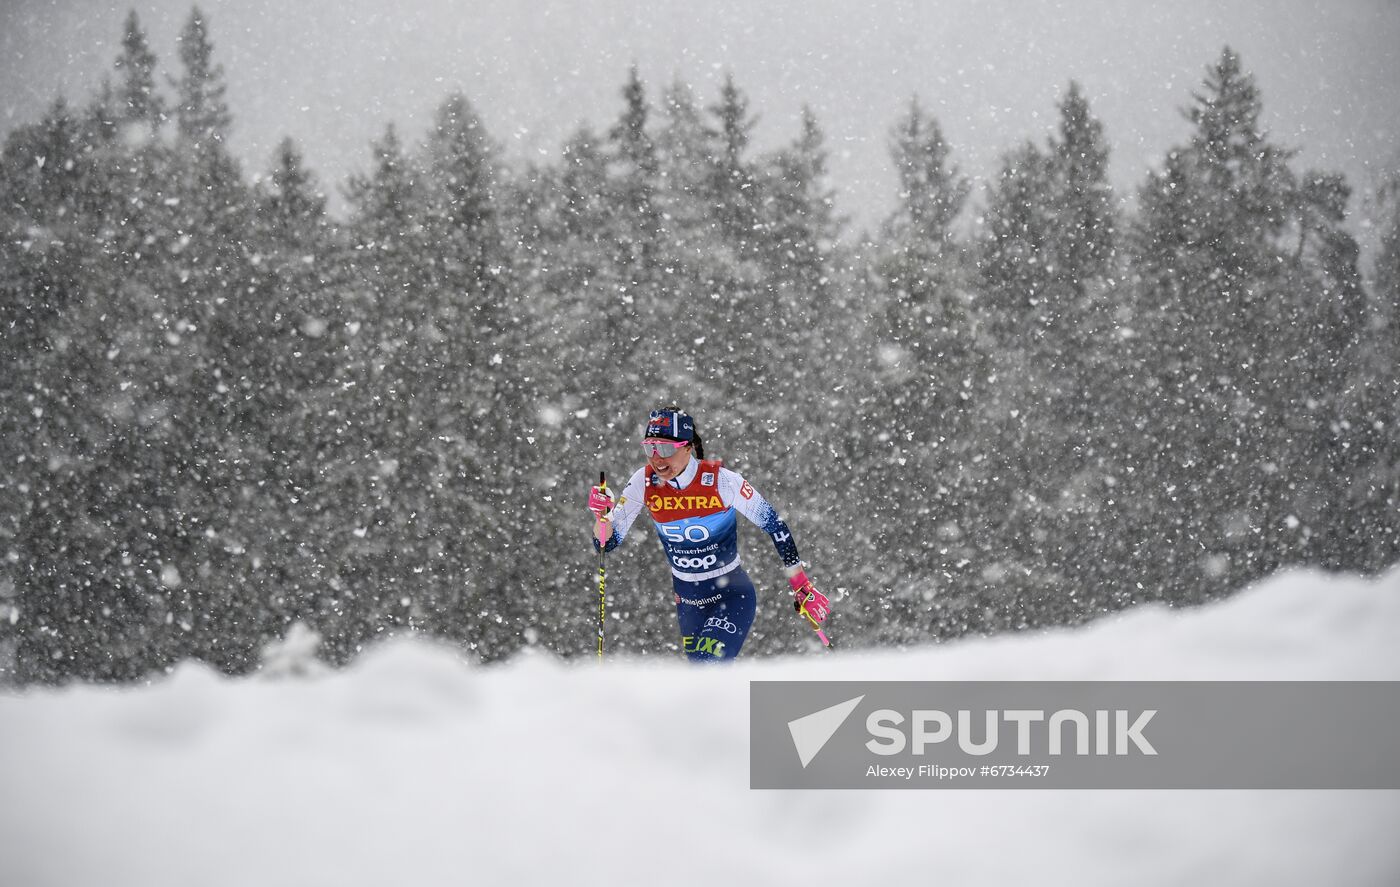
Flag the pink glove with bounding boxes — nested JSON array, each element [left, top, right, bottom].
[[587, 484, 613, 518], [789, 568, 831, 627], [587, 483, 614, 546]]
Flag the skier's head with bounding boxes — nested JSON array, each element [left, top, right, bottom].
[[644, 407, 694, 444], [642, 406, 705, 478]]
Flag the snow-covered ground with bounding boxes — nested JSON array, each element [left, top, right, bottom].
[[3, 568, 1399, 886]]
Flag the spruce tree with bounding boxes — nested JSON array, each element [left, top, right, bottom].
[[707, 73, 762, 255], [602, 68, 673, 381], [156, 6, 267, 672], [246, 137, 342, 635], [1332, 173, 1400, 572], [884, 97, 968, 269], [976, 83, 1126, 621], [653, 77, 723, 369], [854, 97, 987, 642], [417, 91, 527, 657], [1130, 47, 1364, 600], [325, 123, 429, 661], [980, 140, 1059, 342], [114, 10, 165, 132], [608, 66, 663, 272], [1053, 81, 1115, 287], [762, 105, 841, 294], [655, 78, 714, 256], [0, 101, 107, 681]]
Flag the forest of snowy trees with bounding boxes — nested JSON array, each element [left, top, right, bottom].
[[2, 8, 1397, 684]]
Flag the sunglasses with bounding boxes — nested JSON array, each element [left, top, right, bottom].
[[641, 438, 689, 458]]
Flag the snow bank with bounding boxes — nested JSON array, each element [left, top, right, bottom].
[[2, 568, 1398, 886]]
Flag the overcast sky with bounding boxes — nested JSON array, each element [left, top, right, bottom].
[[3, 0, 1398, 234]]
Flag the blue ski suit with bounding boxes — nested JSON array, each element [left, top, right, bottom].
[[595, 456, 802, 661]]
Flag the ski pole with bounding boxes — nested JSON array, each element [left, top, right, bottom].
[[596, 471, 607, 660]]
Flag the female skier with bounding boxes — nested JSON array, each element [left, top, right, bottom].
[[586, 407, 832, 661]]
